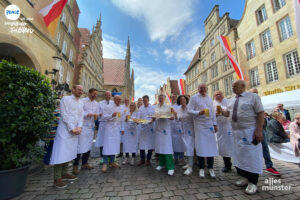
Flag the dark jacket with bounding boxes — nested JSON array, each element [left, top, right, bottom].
[[266, 118, 289, 143], [278, 109, 291, 121]]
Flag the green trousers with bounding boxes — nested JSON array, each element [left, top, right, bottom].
[[159, 154, 174, 170], [54, 162, 68, 180]]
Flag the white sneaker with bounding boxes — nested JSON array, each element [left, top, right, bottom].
[[245, 183, 257, 195], [122, 157, 128, 165], [184, 167, 193, 175], [130, 157, 135, 166], [156, 166, 165, 171], [168, 170, 174, 176], [182, 164, 189, 169], [199, 169, 205, 177], [208, 169, 216, 178], [235, 178, 248, 187]]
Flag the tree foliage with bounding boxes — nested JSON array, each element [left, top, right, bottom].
[[0, 60, 56, 170]]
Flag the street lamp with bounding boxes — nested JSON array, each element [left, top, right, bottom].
[[45, 56, 62, 90]]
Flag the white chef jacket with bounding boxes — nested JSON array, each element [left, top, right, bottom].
[[50, 95, 84, 164], [123, 111, 138, 153], [138, 105, 155, 150]]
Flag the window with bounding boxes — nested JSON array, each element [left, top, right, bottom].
[[223, 57, 232, 72], [211, 52, 216, 63], [66, 71, 70, 84], [256, 5, 268, 25], [211, 65, 218, 79], [69, 49, 73, 62], [249, 67, 260, 87], [220, 25, 225, 34], [201, 72, 207, 83], [210, 38, 215, 47], [61, 12, 66, 24], [224, 75, 234, 96], [285, 50, 300, 77], [59, 65, 64, 84], [246, 40, 256, 60], [279, 16, 293, 41], [62, 40, 67, 54], [273, 0, 286, 12], [202, 60, 207, 69], [265, 60, 278, 83], [202, 46, 205, 55], [260, 29, 272, 51], [212, 82, 219, 93], [56, 32, 60, 45], [68, 23, 72, 34]]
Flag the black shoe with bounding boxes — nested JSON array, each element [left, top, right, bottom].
[[222, 167, 231, 173]]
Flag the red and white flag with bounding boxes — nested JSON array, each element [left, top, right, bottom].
[[294, 0, 300, 42], [218, 36, 244, 80], [177, 79, 185, 95], [39, 0, 67, 36], [165, 92, 171, 104]]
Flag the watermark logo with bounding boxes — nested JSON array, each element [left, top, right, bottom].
[[5, 5, 21, 20], [262, 178, 293, 191]]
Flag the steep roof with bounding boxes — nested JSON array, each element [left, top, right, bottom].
[[170, 80, 180, 95], [184, 47, 201, 75], [103, 58, 125, 86]]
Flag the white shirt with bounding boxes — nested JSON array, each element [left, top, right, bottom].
[[60, 95, 84, 131], [155, 103, 172, 116], [138, 104, 155, 120], [187, 93, 217, 126], [227, 92, 264, 129], [82, 97, 99, 127], [98, 99, 113, 122]]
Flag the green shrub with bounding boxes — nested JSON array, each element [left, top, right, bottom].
[[0, 60, 56, 170]]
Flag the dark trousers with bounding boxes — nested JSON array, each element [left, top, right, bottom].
[[223, 157, 232, 168], [126, 153, 136, 157], [236, 167, 259, 185], [43, 140, 54, 165], [140, 149, 153, 161], [198, 157, 214, 169], [99, 147, 103, 158], [73, 151, 90, 166], [262, 129, 273, 168]]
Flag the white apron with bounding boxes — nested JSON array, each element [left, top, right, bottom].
[[123, 112, 138, 153], [50, 122, 79, 164], [155, 118, 173, 154], [232, 126, 263, 174], [194, 119, 219, 157], [78, 125, 94, 153], [95, 121, 105, 147], [139, 123, 155, 150], [171, 120, 185, 152]]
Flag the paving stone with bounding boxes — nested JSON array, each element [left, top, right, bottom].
[[149, 192, 162, 199]]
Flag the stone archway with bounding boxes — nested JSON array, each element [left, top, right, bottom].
[[0, 33, 41, 72]]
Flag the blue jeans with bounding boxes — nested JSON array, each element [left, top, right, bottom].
[[43, 140, 54, 165], [103, 155, 115, 164], [262, 129, 273, 168], [174, 152, 184, 160], [140, 150, 153, 161]]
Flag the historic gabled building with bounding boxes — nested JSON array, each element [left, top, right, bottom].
[[184, 5, 238, 98], [236, 0, 300, 97], [103, 38, 134, 101], [74, 16, 104, 94]]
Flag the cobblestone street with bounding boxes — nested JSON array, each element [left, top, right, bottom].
[[12, 156, 300, 200]]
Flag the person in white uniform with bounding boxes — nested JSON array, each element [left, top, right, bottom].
[[170, 94, 185, 165], [118, 97, 130, 159], [72, 88, 99, 175], [137, 95, 155, 166], [95, 91, 113, 164], [176, 95, 195, 175], [154, 94, 175, 176], [101, 95, 123, 172], [223, 80, 264, 195], [50, 85, 84, 188], [187, 83, 218, 178], [213, 90, 234, 173], [122, 102, 139, 165]]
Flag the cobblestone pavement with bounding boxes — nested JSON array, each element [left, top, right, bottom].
[[12, 156, 300, 200]]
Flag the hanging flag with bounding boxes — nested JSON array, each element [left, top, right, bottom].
[[131, 96, 134, 102], [165, 92, 171, 104], [294, 0, 300, 43], [177, 79, 185, 95], [39, 0, 67, 36], [218, 36, 244, 80]]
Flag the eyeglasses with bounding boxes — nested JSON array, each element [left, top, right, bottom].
[[296, 118, 300, 120]]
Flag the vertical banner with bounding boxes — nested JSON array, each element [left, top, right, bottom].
[[165, 92, 171, 104], [218, 36, 244, 80], [177, 79, 185, 95]]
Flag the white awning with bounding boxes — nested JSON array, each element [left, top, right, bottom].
[[261, 89, 300, 110]]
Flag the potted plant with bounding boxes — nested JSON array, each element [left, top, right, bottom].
[[0, 60, 55, 200]]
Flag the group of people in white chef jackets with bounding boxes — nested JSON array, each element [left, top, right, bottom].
[[50, 80, 264, 195]]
